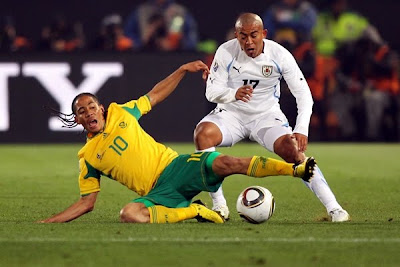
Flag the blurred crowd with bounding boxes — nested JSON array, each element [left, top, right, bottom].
[[1, 0, 399, 141]]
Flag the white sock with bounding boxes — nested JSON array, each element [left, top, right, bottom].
[[195, 147, 227, 208], [210, 186, 227, 207], [302, 165, 343, 213]]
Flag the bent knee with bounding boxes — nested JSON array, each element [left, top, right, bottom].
[[274, 135, 304, 163], [194, 122, 222, 149], [120, 203, 149, 223]]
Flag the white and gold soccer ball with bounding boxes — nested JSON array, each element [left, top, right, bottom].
[[236, 186, 275, 224]]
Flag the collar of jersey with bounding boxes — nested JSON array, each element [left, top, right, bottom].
[[86, 124, 106, 140]]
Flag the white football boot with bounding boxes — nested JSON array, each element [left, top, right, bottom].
[[212, 204, 230, 221], [329, 209, 350, 222]]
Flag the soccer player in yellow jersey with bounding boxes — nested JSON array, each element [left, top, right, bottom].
[[39, 60, 315, 224]]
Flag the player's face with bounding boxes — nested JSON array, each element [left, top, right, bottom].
[[74, 95, 105, 134], [235, 23, 266, 58]]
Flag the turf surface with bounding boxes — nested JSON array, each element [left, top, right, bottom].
[[0, 143, 399, 266]]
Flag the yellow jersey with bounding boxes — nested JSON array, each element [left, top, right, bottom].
[[77, 95, 178, 196]]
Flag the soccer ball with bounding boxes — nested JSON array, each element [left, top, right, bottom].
[[236, 186, 275, 224]]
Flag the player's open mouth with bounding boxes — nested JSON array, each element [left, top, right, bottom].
[[88, 119, 98, 128], [246, 48, 255, 55]]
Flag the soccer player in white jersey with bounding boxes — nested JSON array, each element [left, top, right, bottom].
[[194, 13, 350, 222]]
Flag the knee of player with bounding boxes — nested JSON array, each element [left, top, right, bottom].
[[120, 203, 149, 223], [284, 149, 301, 163], [119, 206, 133, 222], [275, 137, 302, 163], [193, 122, 221, 148]]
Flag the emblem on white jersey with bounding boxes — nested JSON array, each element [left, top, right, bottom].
[[262, 65, 273, 77], [232, 65, 241, 73], [213, 61, 219, 72]]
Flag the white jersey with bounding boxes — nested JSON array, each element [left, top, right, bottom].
[[206, 39, 313, 136]]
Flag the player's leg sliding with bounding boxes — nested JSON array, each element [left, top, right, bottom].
[[302, 165, 350, 222], [147, 204, 224, 224], [196, 147, 230, 220], [148, 205, 196, 223], [248, 156, 349, 222], [247, 156, 316, 181]]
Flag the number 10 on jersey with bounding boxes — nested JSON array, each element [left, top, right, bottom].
[[109, 136, 128, 155]]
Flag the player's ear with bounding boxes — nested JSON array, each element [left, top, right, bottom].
[[263, 29, 268, 39], [74, 115, 80, 124], [100, 105, 105, 114]]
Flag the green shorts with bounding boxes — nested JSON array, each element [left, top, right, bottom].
[[133, 152, 222, 208]]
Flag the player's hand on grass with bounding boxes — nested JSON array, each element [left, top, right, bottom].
[[36, 217, 56, 223]]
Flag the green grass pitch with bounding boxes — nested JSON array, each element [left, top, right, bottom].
[[1, 143, 399, 266]]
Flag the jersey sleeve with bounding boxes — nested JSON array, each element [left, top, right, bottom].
[[119, 95, 152, 120], [78, 157, 101, 196], [281, 47, 314, 136], [205, 45, 237, 103]]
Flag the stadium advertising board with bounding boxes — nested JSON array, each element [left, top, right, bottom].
[[0, 53, 210, 143]]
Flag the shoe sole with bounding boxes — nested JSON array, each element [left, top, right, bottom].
[[303, 157, 316, 182]]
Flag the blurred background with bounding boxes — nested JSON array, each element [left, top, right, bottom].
[[1, 0, 399, 143]]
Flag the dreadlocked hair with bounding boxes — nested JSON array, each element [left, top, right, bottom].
[[43, 106, 78, 128], [44, 92, 102, 129]]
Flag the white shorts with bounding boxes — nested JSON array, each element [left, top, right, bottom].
[[198, 108, 293, 152]]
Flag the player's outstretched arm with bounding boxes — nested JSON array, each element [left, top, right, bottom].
[[38, 192, 98, 223], [147, 60, 209, 107]]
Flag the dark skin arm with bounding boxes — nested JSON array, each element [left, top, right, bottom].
[[38, 192, 98, 223], [147, 60, 209, 107]]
